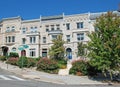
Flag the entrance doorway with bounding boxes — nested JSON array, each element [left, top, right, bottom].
[[66, 48, 72, 59], [42, 49, 47, 57], [21, 50, 26, 56], [1, 46, 8, 56]]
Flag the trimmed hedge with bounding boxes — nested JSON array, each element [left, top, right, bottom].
[[9, 52, 19, 57]]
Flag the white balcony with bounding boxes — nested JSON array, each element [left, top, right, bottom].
[[26, 31, 40, 36], [48, 30, 63, 35], [72, 28, 89, 33]]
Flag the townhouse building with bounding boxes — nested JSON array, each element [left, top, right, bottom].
[[0, 11, 119, 60]]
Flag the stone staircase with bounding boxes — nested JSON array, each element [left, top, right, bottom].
[[58, 62, 72, 75]]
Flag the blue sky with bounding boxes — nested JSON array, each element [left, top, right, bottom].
[[0, 0, 120, 20]]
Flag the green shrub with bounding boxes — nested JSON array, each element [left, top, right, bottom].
[[17, 56, 28, 68], [7, 57, 19, 66], [69, 60, 89, 75], [56, 59, 67, 69], [35, 56, 41, 61], [9, 52, 19, 57], [27, 58, 37, 68], [0, 56, 6, 61], [37, 58, 59, 74]]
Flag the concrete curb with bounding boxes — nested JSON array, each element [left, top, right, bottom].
[[0, 61, 111, 85]]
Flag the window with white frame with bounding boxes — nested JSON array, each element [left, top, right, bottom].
[[11, 26, 15, 32], [66, 23, 70, 30], [77, 33, 84, 41], [8, 36, 11, 42], [30, 26, 37, 33], [66, 35, 70, 42], [51, 25, 54, 31], [6, 27, 10, 32], [43, 37, 46, 43], [56, 24, 60, 30], [12, 36, 15, 42], [5, 37, 7, 43], [22, 28, 26, 34], [5, 36, 15, 43], [30, 36, 36, 44], [52, 35, 57, 40], [22, 38, 26, 44], [29, 48, 36, 57], [77, 22, 84, 29], [45, 25, 49, 32]]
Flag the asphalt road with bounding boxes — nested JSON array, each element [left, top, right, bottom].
[[0, 68, 119, 87]]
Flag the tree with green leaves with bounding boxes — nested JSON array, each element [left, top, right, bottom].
[[49, 35, 65, 60], [77, 42, 86, 58], [87, 12, 120, 79]]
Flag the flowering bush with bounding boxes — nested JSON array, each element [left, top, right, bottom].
[[7, 57, 19, 66], [69, 60, 89, 76], [27, 58, 37, 68], [37, 58, 59, 74]]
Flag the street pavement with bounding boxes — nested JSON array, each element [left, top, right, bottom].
[[0, 61, 114, 85]]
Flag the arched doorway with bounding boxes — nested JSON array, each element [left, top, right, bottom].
[[66, 48, 72, 59], [1, 46, 8, 56], [21, 50, 26, 56]]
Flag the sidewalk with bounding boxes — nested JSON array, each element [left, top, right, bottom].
[[0, 61, 107, 85]]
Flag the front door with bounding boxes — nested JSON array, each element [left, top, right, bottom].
[[21, 50, 26, 56], [2, 46, 8, 56], [66, 48, 72, 59]]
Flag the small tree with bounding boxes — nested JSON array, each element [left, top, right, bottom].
[[87, 11, 120, 79], [77, 42, 86, 57], [49, 35, 65, 60]]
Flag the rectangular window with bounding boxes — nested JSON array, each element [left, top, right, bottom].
[[6, 27, 10, 32], [22, 38, 26, 44], [30, 26, 38, 33], [8, 36, 11, 42], [12, 36, 15, 42], [5, 37, 7, 43], [66, 23, 70, 30], [33, 37, 36, 43], [66, 35, 70, 42], [43, 37, 46, 43], [51, 25, 54, 31], [30, 37, 32, 43], [22, 28, 26, 34], [42, 49, 47, 57], [56, 24, 60, 30], [77, 33, 84, 41], [11, 26, 15, 32], [52, 35, 57, 40], [77, 22, 84, 29], [30, 36, 36, 44], [46, 25, 49, 32], [29, 48, 36, 57]]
